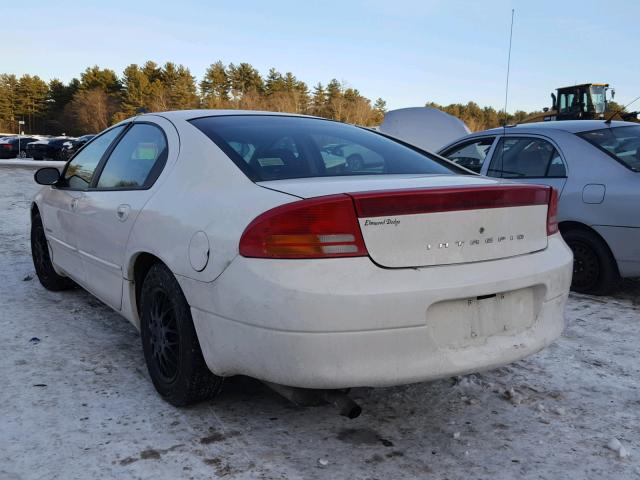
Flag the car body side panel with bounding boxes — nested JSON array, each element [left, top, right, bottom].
[[592, 225, 640, 277], [122, 117, 299, 287], [74, 117, 181, 311], [34, 187, 86, 283]]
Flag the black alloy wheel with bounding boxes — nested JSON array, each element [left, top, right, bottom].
[[30, 214, 75, 291], [140, 263, 222, 406], [563, 228, 619, 295]]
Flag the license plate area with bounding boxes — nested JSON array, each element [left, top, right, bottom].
[[426, 287, 541, 347]]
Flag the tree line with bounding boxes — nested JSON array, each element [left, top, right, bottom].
[[8, 61, 619, 136], [425, 101, 542, 131], [0, 61, 388, 135]]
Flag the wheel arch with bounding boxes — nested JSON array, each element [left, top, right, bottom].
[[30, 202, 40, 220], [130, 252, 167, 318], [558, 220, 620, 275]]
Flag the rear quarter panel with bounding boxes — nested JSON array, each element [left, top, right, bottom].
[[123, 116, 297, 284], [558, 132, 640, 228]]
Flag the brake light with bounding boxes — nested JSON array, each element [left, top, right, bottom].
[[1, 144, 11, 150], [547, 187, 559, 236], [239, 194, 367, 258], [350, 184, 550, 217]]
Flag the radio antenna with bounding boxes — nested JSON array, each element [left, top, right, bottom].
[[604, 94, 640, 124], [498, 9, 515, 177], [503, 9, 515, 128]]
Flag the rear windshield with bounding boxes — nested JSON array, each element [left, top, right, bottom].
[[189, 115, 457, 181], [578, 125, 640, 172]]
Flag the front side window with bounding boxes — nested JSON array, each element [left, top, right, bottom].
[[63, 125, 125, 189], [95, 124, 167, 189], [578, 125, 640, 172], [488, 137, 566, 178], [190, 115, 458, 181], [441, 137, 495, 173]]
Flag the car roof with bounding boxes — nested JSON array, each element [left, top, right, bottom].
[[140, 109, 323, 122], [479, 120, 637, 135]]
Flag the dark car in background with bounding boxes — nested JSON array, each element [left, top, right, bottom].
[[26, 137, 75, 160], [61, 134, 95, 160], [0, 136, 39, 159]]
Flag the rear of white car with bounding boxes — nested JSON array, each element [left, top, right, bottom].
[[32, 111, 572, 404], [187, 170, 572, 389]]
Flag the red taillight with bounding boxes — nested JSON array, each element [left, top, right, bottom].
[[239, 194, 367, 259], [547, 187, 559, 236], [350, 184, 550, 217], [1, 144, 11, 150]]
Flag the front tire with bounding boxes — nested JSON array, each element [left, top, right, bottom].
[[140, 263, 222, 406], [31, 214, 75, 291], [563, 229, 619, 295]]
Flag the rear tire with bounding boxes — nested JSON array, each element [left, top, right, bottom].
[[140, 263, 222, 406], [31, 214, 75, 291], [563, 229, 619, 295]]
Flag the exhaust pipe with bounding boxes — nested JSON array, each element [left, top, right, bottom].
[[320, 390, 362, 419], [263, 382, 362, 419]]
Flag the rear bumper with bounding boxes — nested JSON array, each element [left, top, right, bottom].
[[185, 234, 573, 389]]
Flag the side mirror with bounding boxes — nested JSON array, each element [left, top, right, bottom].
[[34, 167, 61, 186]]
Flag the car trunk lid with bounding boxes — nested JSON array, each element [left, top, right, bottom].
[[258, 176, 552, 268]]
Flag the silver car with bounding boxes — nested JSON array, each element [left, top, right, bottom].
[[439, 120, 640, 294]]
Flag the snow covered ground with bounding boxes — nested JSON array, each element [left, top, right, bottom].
[[1, 166, 639, 480], [0, 159, 65, 169]]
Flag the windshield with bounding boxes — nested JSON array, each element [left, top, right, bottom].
[[189, 115, 458, 181], [590, 85, 607, 114], [578, 125, 640, 172]]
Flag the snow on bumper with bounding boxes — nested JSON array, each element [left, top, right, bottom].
[[184, 234, 573, 389]]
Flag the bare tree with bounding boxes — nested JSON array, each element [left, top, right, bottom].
[[68, 88, 117, 133]]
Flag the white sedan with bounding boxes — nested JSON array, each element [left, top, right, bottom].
[[31, 111, 572, 407]]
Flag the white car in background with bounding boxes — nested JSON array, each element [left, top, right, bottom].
[[30, 111, 572, 408]]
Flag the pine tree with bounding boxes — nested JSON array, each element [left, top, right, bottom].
[[79, 66, 121, 94], [0, 74, 18, 132], [228, 62, 263, 99], [373, 98, 387, 124], [311, 83, 326, 117], [168, 64, 198, 110], [200, 61, 230, 108], [119, 64, 150, 117], [16, 75, 49, 133], [46, 78, 78, 134], [142, 61, 162, 84], [264, 68, 285, 96], [325, 79, 344, 120]]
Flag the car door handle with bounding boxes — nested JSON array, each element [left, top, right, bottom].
[[116, 204, 130, 221]]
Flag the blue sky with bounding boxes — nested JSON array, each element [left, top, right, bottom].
[[4, 0, 639, 112]]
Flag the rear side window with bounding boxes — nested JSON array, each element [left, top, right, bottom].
[[96, 124, 168, 189], [441, 137, 495, 173], [578, 125, 640, 172], [189, 115, 457, 181], [488, 137, 566, 178], [63, 125, 126, 190]]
